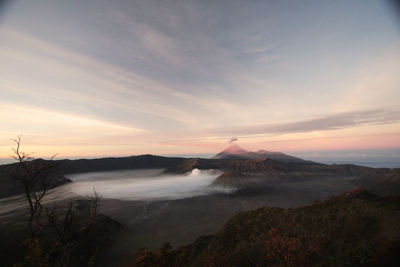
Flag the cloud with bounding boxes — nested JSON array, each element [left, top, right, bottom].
[[139, 107, 400, 151], [0, 28, 211, 126], [216, 108, 400, 136], [0, 103, 145, 137]]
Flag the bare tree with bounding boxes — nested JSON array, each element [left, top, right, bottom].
[[46, 201, 77, 244], [11, 135, 58, 238], [87, 187, 101, 225], [45, 188, 101, 245], [11, 136, 104, 266]]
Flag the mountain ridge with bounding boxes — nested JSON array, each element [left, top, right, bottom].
[[1, 151, 399, 198]]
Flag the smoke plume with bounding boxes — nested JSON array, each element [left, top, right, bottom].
[[229, 137, 238, 144]]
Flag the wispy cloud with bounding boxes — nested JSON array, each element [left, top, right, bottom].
[[0, 103, 145, 139], [216, 108, 400, 136]]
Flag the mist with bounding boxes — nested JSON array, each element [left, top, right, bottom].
[[63, 168, 232, 201]]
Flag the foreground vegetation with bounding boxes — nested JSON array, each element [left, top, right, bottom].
[[0, 137, 122, 266], [128, 189, 400, 266], [0, 208, 121, 267]]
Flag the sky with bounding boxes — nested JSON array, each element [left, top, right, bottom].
[[0, 0, 399, 163]]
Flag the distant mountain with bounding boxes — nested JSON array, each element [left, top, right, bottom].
[[58, 154, 186, 174], [213, 144, 307, 163], [256, 149, 308, 163]]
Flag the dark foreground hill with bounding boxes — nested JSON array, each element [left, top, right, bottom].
[[131, 190, 400, 266], [0, 200, 122, 267]]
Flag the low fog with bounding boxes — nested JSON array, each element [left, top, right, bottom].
[[63, 168, 232, 201]]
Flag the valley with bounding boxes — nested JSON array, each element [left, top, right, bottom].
[[0, 145, 399, 266]]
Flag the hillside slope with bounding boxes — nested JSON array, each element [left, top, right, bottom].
[[135, 190, 400, 266], [0, 159, 72, 198], [354, 168, 400, 195]]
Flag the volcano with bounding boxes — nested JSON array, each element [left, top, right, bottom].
[[213, 144, 307, 163], [213, 144, 253, 159]]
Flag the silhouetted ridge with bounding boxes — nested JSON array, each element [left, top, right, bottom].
[[58, 154, 186, 174]]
